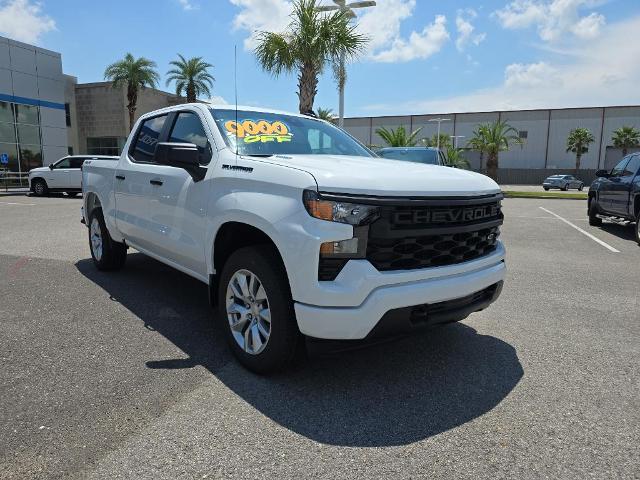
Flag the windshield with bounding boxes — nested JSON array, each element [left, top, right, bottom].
[[378, 149, 440, 165], [210, 109, 373, 157]]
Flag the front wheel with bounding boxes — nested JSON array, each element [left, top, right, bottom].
[[562, 184, 569, 191], [88, 208, 127, 271], [218, 245, 300, 374], [32, 179, 48, 197], [588, 200, 602, 226]]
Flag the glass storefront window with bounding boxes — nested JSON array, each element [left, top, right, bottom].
[[14, 104, 39, 125], [17, 124, 40, 145], [0, 143, 19, 171], [19, 144, 42, 171], [0, 101, 13, 124], [87, 136, 124, 156], [0, 122, 16, 143]]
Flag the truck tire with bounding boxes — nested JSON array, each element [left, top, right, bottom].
[[32, 179, 48, 197], [88, 208, 127, 271], [218, 245, 300, 374], [635, 210, 640, 246], [588, 199, 602, 226]]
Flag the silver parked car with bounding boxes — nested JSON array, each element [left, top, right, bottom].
[[542, 174, 584, 191]]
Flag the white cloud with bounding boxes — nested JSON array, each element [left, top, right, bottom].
[[229, 0, 292, 50], [570, 12, 605, 39], [455, 9, 486, 52], [370, 14, 449, 63], [504, 61, 560, 87], [494, 0, 606, 42], [0, 0, 55, 44], [177, 0, 197, 10], [363, 15, 640, 114], [229, 0, 449, 63]]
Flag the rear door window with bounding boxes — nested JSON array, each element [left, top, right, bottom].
[[69, 158, 85, 168], [168, 112, 212, 165], [130, 115, 168, 163]]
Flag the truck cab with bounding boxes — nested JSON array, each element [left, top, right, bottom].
[[589, 153, 640, 245]]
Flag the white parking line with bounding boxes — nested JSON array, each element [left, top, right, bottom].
[[539, 207, 620, 253], [0, 201, 36, 206]]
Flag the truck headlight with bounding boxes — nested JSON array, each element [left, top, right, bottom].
[[303, 190, 379, 226]]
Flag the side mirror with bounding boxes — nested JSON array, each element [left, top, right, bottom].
[[595, 169, 609, 178], [155, 142, 205, 181], [49, 164, 54, 170]]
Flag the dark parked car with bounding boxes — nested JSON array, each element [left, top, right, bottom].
[[377, 147, 445, 166], [588, 153, 640, 245], [542, 174, 584, 191]]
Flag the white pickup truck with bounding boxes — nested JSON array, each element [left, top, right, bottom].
[[82, 104, 505, 373]]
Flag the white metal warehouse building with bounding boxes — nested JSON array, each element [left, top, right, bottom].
[[344, 106, 640, 183]]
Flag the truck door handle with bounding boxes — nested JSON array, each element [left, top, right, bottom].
[[115, 175, 125, 180], [150, 179, 163, 186]]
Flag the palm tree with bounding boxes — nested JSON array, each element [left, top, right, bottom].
[[612, 126, 640, 156], [254, 0, 368, 114], [166, 54, 215, 103], [467, 121, 521, 181], [376, 126, 423, 147], [467, 124, 490, 170], [422, 133, 452, 151], [317, 107, 336, 122], [445, 148, 471, 169], [566, 127, 595, 172], [104, 53, 160, 132]]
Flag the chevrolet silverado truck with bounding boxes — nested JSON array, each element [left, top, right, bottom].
[[82, 104, 506, 373], [588, 153, 640, 245]]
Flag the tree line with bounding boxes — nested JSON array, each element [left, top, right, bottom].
[[374, 123, 640, 180]]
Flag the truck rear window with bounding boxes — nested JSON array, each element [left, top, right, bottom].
[[210, 109, 372, 158]]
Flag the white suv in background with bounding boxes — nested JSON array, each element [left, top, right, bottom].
[[29, 155, 118, 197]]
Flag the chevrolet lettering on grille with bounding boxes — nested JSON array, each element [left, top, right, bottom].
[[394, 204, 501, 225]]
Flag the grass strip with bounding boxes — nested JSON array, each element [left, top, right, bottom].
[[502, 190, 588, 200]]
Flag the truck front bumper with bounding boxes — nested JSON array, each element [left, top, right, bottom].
[[294, 245, 505, 340]]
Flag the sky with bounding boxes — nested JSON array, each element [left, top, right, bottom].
[[1, 0, 639, 117]]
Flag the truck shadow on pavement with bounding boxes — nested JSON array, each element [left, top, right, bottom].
[[598, 221, 637, 242], [76, 253, 523, 448]]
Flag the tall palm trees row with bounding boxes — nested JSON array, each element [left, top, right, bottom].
[[104, 53, 215, 131], [374, 123, 640, 180]]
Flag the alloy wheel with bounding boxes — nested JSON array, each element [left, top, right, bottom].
[[90, 217, 103, 261], [226, 269, 271, 355]]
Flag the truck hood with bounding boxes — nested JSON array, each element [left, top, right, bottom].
[[261, 154, 501, 197]]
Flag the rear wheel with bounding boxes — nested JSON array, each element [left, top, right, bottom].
[[32, 179, 48, 197], [588, 199, 602, 226], [218, 245, 300, 374], [88, 208, 127, 271]]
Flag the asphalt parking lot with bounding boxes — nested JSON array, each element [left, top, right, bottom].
[[1, 194, 638, 479]]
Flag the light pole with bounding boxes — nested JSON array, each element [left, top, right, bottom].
[[450, 135, 465, 149], [316, 0, 376, 128], [428, 118, 451, 151]]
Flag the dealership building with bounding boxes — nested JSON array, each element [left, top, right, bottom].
[[0, 35, 181, 177], [2, 34, 639, 183]]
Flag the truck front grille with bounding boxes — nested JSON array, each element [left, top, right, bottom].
[[366, 195, 503, 272]]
